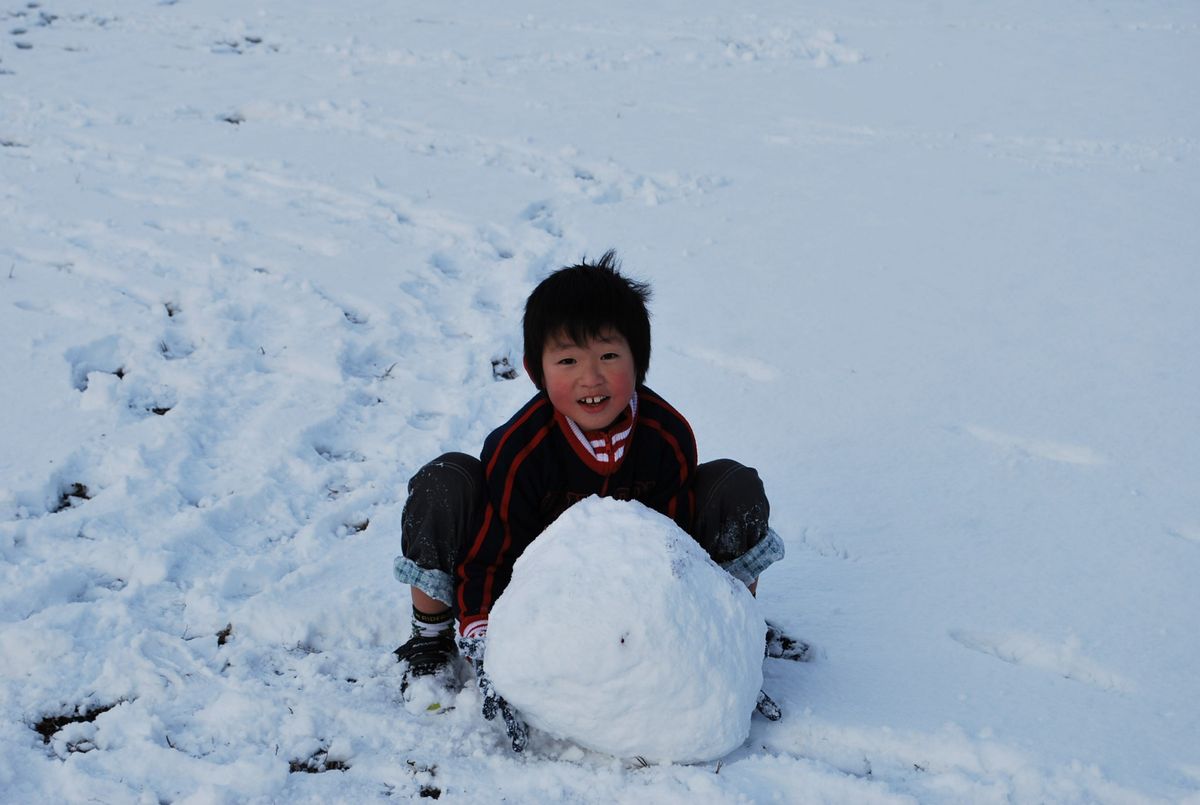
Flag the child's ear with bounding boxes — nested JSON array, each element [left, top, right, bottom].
[[523, 356, 539, 388]]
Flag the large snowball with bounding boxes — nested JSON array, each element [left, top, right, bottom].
[[485, 496, 765, 763]]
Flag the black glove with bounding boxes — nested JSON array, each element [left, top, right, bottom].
[[457, 634, 529, 752]]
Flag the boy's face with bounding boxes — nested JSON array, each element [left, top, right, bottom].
[[541, 327, 637, 431]]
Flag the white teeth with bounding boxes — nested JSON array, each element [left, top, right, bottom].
[[580, 396, 607, 405]]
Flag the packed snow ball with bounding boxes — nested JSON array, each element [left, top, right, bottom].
[[485, 497, 765, 763]]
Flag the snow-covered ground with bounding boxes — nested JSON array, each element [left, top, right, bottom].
[[2, 1, 1198, 802]]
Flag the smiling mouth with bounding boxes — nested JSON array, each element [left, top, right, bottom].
[[578, 396, 609, 407]]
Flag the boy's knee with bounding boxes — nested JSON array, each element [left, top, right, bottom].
[[401, 453, 485, 568], [696, 460, 767, 516], [409, 452, 484, 500], [722, 462, 765, 502], [693, 460, 770, 562]]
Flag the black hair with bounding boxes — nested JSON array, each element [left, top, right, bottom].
[[523, 250, 652, 390]]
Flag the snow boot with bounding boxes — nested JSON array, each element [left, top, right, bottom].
[[395, 630, 460, 713]]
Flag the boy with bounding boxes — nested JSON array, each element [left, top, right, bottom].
[[393, 251, 802, 751]]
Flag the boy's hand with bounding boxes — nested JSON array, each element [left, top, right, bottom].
[[765, 621, 812, 663], [456, 633, 487, 662], [455, 633, 529, 753], [473, 661, 529, 752]]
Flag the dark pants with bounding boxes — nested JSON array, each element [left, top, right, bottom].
[[395, 452, 783, 606]]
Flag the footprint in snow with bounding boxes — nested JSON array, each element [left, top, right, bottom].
[[948, 629, 1131, 692], [313, 444, 366, 463], [1165, 524, 1200, 545], [159, 301, 198, 357], [342, 307, 369, 326], [64, 335, 127, 392], [34, 701, 122, 758], [520, 201, 563, 238], [961, 425, 1106, 467], [675, 345, 780, 383]]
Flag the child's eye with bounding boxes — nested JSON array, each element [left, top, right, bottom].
[[601, 352, 620, 360], [557, 357, 576, 366]]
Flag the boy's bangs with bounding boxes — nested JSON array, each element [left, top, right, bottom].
[[557, 317, 616, 349]]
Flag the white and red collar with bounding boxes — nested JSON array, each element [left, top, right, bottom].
[[555, 391, 638, 476]]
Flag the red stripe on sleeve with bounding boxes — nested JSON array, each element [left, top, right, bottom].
[[457, 418, 555, 619], [485, 397, 548, 477], [457, 397, 549, 607], [482, 422, 554, 608]]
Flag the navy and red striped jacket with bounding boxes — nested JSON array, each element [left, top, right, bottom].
[[456, 385, 697, 635]]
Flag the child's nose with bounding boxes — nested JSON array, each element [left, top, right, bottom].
[[582, 359, 604, 384]]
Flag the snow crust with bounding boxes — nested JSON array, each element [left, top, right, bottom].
[[486, 497, 764, 763]]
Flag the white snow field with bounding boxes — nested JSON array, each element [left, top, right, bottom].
[[1, 0, 1197, 802]]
